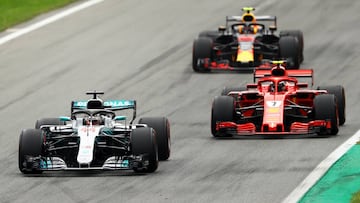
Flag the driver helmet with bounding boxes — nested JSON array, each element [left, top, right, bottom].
[[268, 82, 275, 92], [84, 116, 103, 125], [278, 81, 287, 92], [240, 12, 258, 34]]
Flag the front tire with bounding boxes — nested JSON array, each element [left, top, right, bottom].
[[211, 96, 235, 137], [131, 128, 158, 173], [18, 129, 43, 174], [192, 37, 212, 72], [314, 94, 339, 135]]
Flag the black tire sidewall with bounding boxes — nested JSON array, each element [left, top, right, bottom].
[[280, 30, 304, 53], [192, 37, 213, 72], [279, 36, 300, 69], [131, 127, 158, 173], [18, 129, 43, 173], [138, 117, 170, 161], [211, 96, 235, 137], [314, 94, 339, 135], [317, 86, 346, 126]]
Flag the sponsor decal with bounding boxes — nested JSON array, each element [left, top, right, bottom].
[[104, 100, 134, 107], [268, 107, 280, 113], [266, 101, 282, 107], [73, 101, 87, 108]]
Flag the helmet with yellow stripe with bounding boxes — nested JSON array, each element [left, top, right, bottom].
[[239, 7, 258, 34]]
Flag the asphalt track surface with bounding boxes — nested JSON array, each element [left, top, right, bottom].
[[0, 0, 359, 202]]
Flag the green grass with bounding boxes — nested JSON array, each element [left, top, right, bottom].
[[0, 0, 77, 31], [352, 191, 360, 203]]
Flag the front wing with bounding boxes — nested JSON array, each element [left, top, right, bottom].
[[215, 120, 332, 136], [21, 155, 150, 172], [197, 58, 257, 71]]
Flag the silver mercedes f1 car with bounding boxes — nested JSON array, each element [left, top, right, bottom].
[[19, 91, 170, 174]]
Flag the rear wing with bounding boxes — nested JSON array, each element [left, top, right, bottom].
[[226, 15, 276, 22], [226, 15, 277, 29], [254, 69, 314, 86], [71, 100, 137, 124], [72, 99, 135, 108], [72, 100, 136, 112]]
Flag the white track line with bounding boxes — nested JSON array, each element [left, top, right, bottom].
[[0, 0, 104, 46], [282, 129, 360, 203]]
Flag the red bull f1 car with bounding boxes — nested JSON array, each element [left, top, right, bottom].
[[193, 7, 304, 72], [211, 61, 345, 137], [19, 91, 170, 174]]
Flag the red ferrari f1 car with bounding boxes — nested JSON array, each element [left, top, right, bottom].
[[211, 61, 345, 137], [193, 7, 304, 72]]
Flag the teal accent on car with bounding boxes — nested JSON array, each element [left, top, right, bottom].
[[100, 127, 113, 135], [104, 100, 135, 108], [121, 160, 129, 168], [114, 116, 127, 121], [73, 101, 87, 108], [59, 116, 71, 122]]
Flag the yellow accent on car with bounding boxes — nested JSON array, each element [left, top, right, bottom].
[[242, 7, 255, 12], [272, 60, 285, 65], [236, 50, 254, 62], [268, 107, 280, 113]]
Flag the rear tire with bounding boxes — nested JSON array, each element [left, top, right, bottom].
[[18, 129, 43, 174], [279, 36, 300, 69], [280, 30, 304, 62], [138, 117, 170, 161], [192, 37, 212, 72], [199, 30, 220, 41], [221, 86, 247, 96], [317, 85, 346, 126], [131, 128, 158, 173], [35, 118, 64, 129], [211, 96, 235, 137], [314, 94, 339, 135]]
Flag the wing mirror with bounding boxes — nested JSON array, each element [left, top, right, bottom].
[[218, 25, 226, 32], [269, 25, 277, 32], [297, 83, 308, 88], [247, 84, 257, 89]]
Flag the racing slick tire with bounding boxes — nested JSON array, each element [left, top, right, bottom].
[[221, 86, 247, 96], [313, 94, 339, 135], [35, 118, 65, 129], [279, 36, 300, 69], [199, 30, 220, 41], [18, 129, 44, 174], [193, 37, 212, 72], [131, 127, 158, 173], [317, 85, 346, 126], [280, 30, 304, 62], [211, 96, 235, 137], [138, 117, 170, 161]]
